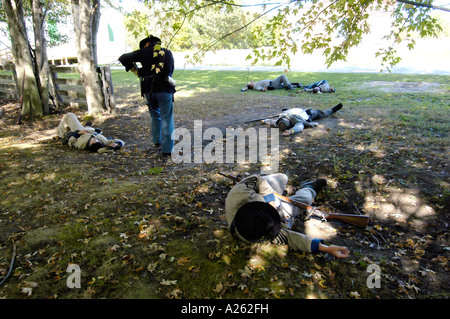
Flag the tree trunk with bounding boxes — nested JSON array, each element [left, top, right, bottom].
[[31, 0, 50, 114], [91, 1, 101, 66], [1, 0, 43, 119], [71, 0, 106, 116]]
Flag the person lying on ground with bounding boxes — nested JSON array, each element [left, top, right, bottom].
[[301, 80, 335, 93], [241, 75, 301, 92], [261, 103, 343, 136], [225, 173, 350, 258], [57, 112, 125, 153]]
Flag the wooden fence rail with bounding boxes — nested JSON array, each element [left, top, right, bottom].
[[0, 64, 18, 99], [49, 65, 86, 108], [0, 63, 115, 112]]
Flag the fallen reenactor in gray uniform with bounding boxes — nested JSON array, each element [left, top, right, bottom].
[[301, 80, 335, 93], [261, 103, 343, 136], [57, 112, 125, 153], [241, 74, 301, 92], [225, 173, 350, 258]]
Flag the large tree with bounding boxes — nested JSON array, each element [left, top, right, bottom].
[[1, 0, 110, 119], [1, 0, 45, 119]]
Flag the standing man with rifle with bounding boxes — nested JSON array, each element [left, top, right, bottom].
[[119, 36, 176, 157], [224, 172, 351, 258]]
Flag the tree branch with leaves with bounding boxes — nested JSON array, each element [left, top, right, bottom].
[[129, 0, 444, 71]]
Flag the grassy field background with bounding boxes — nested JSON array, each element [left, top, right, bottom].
[[0, 69, 448, 300]]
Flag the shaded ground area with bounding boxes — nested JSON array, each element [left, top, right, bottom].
[[0, 78, 448, 299]]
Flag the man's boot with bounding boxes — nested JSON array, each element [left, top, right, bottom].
[[331, 103, 343, 113], [307, 103, 343, 121], [301, 179, 327, 194], [285, 84, 295, 90]]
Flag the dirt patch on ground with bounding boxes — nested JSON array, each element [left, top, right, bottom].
[[365, 81, 442, 93]]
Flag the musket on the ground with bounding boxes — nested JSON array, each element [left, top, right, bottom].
[[219, 171, 370, 228], [244, 114, 279, 123]]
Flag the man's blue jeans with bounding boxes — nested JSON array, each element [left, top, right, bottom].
[[145, 92, 174, 154]]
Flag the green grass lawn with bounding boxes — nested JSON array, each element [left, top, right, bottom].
[[0, 69, 449, 301]]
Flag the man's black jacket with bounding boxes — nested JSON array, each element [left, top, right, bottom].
[[119, 44, 175, 95]]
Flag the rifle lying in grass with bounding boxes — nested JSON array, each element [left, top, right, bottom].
[[219, 172, 370, 228], [244, 114, 279, 123]]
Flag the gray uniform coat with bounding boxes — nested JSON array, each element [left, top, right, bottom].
[[225, 174, 323, 253]]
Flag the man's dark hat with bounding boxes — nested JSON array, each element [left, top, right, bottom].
[[234, 202, 281, 242], [276, 117, 291, 132], [86, 137, 104, 153], [139, 35, 162, 49]]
